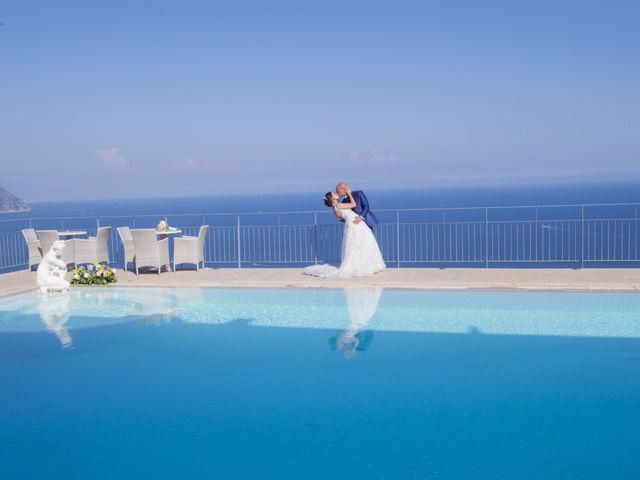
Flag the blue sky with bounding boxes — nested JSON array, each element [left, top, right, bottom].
[[1, 0, 639, 200]]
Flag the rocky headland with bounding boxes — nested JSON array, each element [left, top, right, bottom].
[[0, 187, 30, 213]]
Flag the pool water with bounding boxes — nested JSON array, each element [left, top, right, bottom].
[[0, 288, 639, 479]]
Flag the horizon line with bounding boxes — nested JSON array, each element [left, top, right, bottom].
[[19, 177, 640, 204]]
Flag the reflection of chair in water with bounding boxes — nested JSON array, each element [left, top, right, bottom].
[[330, 289, 383, 359], [164, 287, 210, 323], [130, 288, 196, 326], [38, 294, 72, 348]]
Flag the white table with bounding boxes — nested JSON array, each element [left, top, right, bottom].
[[58, 230, 87, 239], [155, 229, 182, 240]]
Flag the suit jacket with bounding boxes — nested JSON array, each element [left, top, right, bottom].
[[341, 190, 379, 230]]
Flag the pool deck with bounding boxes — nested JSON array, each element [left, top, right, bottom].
[[1, 267, 640, 297]]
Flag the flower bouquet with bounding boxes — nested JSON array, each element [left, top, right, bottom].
[[156, 220, 169, 232], [71, 264, 117, 286], [156, 220, 178, 233]]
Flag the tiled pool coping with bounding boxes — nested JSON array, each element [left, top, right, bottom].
[[1, 268, 640, 298]]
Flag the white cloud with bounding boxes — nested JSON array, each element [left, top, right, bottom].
[[369, 148, 399, 166], [349, 148, 399, 166], [175, 157, 200, 173], [96, 148, 130, 171]]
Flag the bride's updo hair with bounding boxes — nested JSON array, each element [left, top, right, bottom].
[[323, 192, 333, 207]]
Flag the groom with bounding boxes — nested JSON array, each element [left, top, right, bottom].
[[336, 182, 379, 230]]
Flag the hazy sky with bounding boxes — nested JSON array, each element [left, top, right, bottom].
[[1, 0, 639, 200]]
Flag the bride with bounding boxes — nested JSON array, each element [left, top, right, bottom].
[[304, 188, 386, 278]]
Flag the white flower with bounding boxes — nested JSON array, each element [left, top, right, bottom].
[[96, 270, 102, 277], [83, 272, 90, 278], [73, 274, 80, 280]]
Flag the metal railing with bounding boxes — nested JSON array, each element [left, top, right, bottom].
[[1, 202, 639, 273]]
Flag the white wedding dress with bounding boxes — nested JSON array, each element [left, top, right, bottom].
[[303, 209, 386, 278]]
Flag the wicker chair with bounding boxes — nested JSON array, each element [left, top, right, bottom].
[[129, 229, 170, 275], [173, 225, 209, 271], [75, 227, 111, 265], [35, 230, 76, 268], [22, 228, 42, 269], [117, 226, 136, 272]]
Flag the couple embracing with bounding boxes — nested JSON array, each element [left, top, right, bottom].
[[304, 182, 386, 278]]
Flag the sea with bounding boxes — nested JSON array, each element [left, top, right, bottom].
[[2, 181, 640, 221], [1, 182, 639, 269]]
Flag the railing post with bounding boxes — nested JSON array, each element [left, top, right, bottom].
[[581, 204, 585, 269], [313, 212, 318, 265], [485, 208, 489, 268], [237, 214, 241, 269], [96, 217, 100, 229], [396, 210, 400, 268], [443, 211, 447, 262], [535, 207, 538, 261], [633, 205, 638, 260]]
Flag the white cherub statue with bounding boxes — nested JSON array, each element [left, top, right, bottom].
[[37, 240, 71, 293]]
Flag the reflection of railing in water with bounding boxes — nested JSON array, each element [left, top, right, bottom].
[[0, 202, 639, 271]]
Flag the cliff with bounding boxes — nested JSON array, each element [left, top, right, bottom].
[[0, 187, 30, 213]]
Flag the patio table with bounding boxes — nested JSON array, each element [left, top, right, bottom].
[[58, 230, 87, 239]]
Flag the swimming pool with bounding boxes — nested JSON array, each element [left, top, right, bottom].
[[1, 288, 639, 479]]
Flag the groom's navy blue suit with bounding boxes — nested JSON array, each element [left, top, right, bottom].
[[341, 190, 379, 230]]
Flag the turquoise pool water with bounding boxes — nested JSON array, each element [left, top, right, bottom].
[[0, 288, 639, 479]]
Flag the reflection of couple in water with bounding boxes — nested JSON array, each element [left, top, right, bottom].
[[329, 289, 382, 359], [329, 328, 374, 360]]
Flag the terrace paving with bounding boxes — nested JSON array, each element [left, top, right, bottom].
[[1, 267, 640, 297]]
